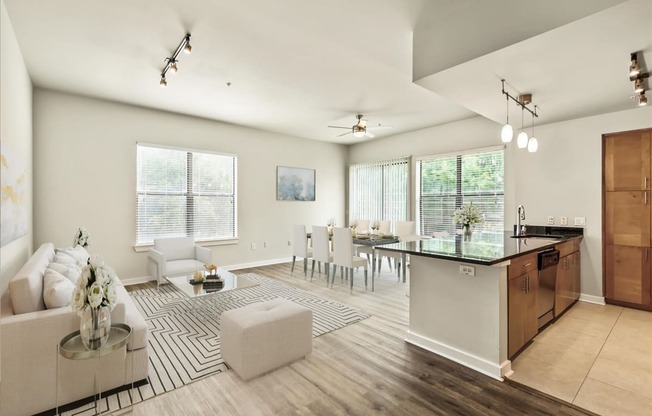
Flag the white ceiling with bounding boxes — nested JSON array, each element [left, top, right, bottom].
[[3, 0, 650, 144]]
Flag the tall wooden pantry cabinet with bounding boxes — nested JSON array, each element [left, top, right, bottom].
[[603, 128, 652, 310]]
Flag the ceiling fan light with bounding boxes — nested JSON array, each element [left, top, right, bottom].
[[527, 137, 538, 153], [501, 124, 513, 143], [517, 131, 528, 148], [353, 128, 366, 138]]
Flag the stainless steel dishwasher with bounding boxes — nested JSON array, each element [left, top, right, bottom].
[[538, 249, 560, 329]]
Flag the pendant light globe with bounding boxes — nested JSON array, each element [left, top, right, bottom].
[[517, 131, 528, 148], [527, 137, 538, 153], [501, 124, 513, 143]]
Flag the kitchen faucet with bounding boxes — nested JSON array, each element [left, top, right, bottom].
[[517, 205, 526, 235]]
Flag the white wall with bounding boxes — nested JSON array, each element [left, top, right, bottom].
[[349, 107, 652, 299], [0, 0, 33, 296], [33, 89, 347, 281]]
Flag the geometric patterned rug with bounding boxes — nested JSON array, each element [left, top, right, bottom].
[[63, 273, 370, 415]]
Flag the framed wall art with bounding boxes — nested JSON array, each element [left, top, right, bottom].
[[276, 166, 315, 201]]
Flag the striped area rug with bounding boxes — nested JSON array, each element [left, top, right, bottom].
[[62, 273, 370, 415]]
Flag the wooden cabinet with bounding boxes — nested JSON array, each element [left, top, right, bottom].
[[605, 245, 651, 305], [603, 128, 652, 310], [555, 249, 580, 317], [508, 253, 538, 358]]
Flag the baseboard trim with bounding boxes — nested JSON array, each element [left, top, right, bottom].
[[121, 257, 293, 286], [404, 331, 507, 381], [579, 294, 606, 305]]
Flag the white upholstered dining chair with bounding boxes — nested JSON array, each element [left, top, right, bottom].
[[332, 227, 368, 293], [291, 225, 312, 277], [310, 225, 333, 283]]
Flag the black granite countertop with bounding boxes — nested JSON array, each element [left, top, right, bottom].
[[378, 227, 584, 266]]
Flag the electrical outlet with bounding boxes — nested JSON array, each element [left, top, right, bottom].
[[459, 265, 475, 276], [547, 216, 555, 225], [574, 217, 586, 226], [560, 216, 568, 226], [251, 243, 256, 250]]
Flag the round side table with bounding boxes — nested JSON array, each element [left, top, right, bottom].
[[57, 323, 133, 415]]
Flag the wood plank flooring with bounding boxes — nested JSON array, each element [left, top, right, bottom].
[[125, 262, 596, 416]]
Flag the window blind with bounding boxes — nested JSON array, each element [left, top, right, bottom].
[[348, 157, 408, 230], [136, 144, 237, 245], [416, 148, 504, 237]]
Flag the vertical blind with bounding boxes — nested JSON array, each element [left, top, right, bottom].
[[416, 148, 504, 236], [136, 144, 237, 244], [348, 157, 409, 230]]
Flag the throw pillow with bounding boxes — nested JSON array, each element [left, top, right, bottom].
[[43, 267, 75, 309], [48, 261, 82, 284], [54, 252, 80, 267], [56, 245, 90, 265]]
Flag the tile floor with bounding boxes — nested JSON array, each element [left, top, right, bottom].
[[508, 301, 652, 416]]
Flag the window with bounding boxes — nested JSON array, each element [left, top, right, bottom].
[[348, 157, 409, 227], [136, 144, 237, 245], [417, 147, 504, 237]]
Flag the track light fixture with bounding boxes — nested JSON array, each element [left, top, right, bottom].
[[500, 79, 539, 152], [629, 52, 649, 104], [638, 92, 648, 106], [159, 34, 192, 87]]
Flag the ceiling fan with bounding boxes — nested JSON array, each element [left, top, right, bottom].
[[328, 114, 394, 138]]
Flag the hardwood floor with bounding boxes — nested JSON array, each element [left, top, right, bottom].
[[125, 262, 595, 415]]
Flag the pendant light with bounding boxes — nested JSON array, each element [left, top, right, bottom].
[[501, 94, 513, 143], [527, 107, 538, 153], [517, 107, 528, 149]]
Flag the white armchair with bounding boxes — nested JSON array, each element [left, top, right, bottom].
[[148, 237, 212, 288]]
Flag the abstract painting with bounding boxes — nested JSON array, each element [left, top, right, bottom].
[[277, 166, 315, 201], [1, 141, 28, 246]]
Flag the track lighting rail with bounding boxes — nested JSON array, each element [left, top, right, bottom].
[[501, 79, 538, 118], [159, 34, 192, 87]]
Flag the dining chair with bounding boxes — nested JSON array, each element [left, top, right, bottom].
[[376, 220, 417, 281], [332, 227, 368, 293], [375, 220, 400, 274], [354, 219, 370, 235], [310, 225, 332, 283], [291, 224, 312, 277]]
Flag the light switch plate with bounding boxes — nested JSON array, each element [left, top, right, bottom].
[[574, 217, 586, 226], [560, 216, 568, 226]]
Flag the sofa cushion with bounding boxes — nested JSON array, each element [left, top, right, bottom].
[[56, 245, 90, 265], [9, 243, 55, 314], [48, 261, 82, 284], [43, 268, 75, 309], [153, 237, 195, 262]]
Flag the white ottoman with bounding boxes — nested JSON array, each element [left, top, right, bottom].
[[221, 298, 313, 380]]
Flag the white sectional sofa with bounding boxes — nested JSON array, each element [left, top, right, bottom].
[[0, 243, 149, 416]]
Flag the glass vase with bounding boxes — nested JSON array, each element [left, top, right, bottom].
[[463, 225, 473, 241], [80, 306, 111, 350]]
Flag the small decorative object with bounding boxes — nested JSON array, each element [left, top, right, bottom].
[[71, 256, 117, 350], [73, 227, 91, 248], [452, 202, 484, 242], [204, 263, 218, 276], [349, 221, 357, 238], [326, 218, 335, 236], [193, 270, 205, 282]]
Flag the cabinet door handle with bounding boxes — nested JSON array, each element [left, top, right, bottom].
[[646, 191, 648, 205], [646, 176, 649, 190]]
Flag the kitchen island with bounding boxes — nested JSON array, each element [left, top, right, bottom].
[[379, 229, 582, 381]]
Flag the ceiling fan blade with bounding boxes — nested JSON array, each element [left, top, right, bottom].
[[365, 130, 375, 138], [337, 131, 352, 137], [328, 125, 351, 129]]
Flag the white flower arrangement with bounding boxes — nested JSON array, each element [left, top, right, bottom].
[[452, 202, 484, 227], [71, 256, 118, 316], [73, 227, 91, 248]]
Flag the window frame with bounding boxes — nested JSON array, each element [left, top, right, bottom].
[[415, 145, 504, 237], [134, 143, 238, 250]]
